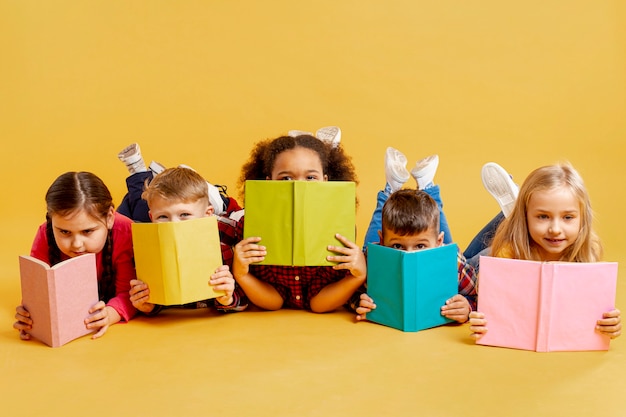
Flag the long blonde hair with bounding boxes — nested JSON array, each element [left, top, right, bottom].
[[490, 163, 602, 262]]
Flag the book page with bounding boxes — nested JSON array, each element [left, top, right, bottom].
[[541, 262, 616, 352], [476, 257, 542, 351]]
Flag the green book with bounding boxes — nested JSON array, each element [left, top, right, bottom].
[[366, 243, 458, 332], [243, 180, 356, 266]]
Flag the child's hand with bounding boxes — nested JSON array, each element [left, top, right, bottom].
[[596, 309, 621, 339], [13, 305, 32, 340], [85, 302, 121, 339], [441, 294, 471, 323], [356, 293, 376, 321], [129, 279, 155, 314], [210, 265, 235, 306], [233, 237, 266, 279], [327, 234, 367, 281], [468, 311, 488, 340]]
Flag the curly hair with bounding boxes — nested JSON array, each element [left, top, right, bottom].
[[237, 134, 358, 200]]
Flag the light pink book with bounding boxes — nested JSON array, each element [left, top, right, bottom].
[[19, 253, 99, 347], [477, 256, 617, 352]]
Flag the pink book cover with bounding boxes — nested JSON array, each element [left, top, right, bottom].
[[476, 256, 617, 352], [19, 253, 99, 348]]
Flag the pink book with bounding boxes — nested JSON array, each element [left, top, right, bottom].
[[477, 256, 617, 352], [19, 253, 99, 347]]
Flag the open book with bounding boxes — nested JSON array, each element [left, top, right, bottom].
[[476, 256, 618, 352], [366, 243, 459, 332], [19, 253, 99, 347], [243, 180, 356, 266], [132, 216, 225, 306]]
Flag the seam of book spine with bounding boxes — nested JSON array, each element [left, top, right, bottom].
[[48, 270, 60, 347], [535, 263, 553, 352]]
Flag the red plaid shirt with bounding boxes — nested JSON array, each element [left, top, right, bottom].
[[249, 264, 350, 310]]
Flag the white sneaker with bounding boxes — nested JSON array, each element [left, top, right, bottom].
[[315, 126, 341, 148], [410, 155, 439, 190], [149, 161, 166, 175], [385, 147, 410, 193], [118, 143, 147, 174], [481, 162, 519, 217], [288, 129, 313, 137]]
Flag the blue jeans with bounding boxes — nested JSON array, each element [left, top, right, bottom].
[[362, 184, 453, 251], [463, 212, 504, 269]]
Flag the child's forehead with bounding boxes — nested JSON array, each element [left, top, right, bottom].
[[149, 194, 206, 207], [384, 225, 438, 238]]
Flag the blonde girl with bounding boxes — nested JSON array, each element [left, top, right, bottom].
[[469, 163, 621, 339]]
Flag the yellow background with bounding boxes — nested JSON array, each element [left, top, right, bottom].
[[1, 2, 625, 416]]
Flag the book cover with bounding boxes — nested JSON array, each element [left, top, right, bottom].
[[243, 180, 356, 266], [19, 253, 98, 348], [476, 256, 618, 352], [132, 216, 225, 306], [366, 243, 459, 332]]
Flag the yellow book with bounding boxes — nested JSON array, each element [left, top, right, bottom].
[[132, 217, 225, 305], [243, 181, 356, 266]]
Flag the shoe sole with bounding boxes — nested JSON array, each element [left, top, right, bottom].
[[481, 163, 518, 217]]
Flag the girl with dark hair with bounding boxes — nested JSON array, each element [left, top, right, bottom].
[[14, 172, 137, 340]]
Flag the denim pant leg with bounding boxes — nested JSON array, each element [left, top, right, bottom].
[[361, 184, 453, 251], [422, 185, 452, 245], [362, 189, 388, 251], [463, 212, 505, 260]]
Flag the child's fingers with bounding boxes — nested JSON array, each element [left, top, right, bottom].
[[16, 305, 30, 318], [333, 233, 357, 248], [469, 311, 485, 320], [91, 324, 109, 339], [19, 329, 31, 340], [88, 301, 106, 314], [214, 265, 230, 273], [13, 320, 31, 332]]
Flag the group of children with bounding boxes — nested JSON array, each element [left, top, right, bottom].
[[13, 128, 622, 343]]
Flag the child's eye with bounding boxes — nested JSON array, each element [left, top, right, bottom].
[[280, 176, 293, 181], [306, 175, 319, 181], [156, 215, 169, 221], [180, 213, 192, 218], [82, 229, 95, 235], [416, 244, 428, 249], [391, 244, 405, 250], [538, 214, 549, 219], [59, 229, 71, 236]]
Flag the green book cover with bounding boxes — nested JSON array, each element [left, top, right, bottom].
[[367, 243, 458, 332], [244, 181, 356, 266]]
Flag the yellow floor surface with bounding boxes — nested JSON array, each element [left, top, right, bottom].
[[2, 289, 625, 417]]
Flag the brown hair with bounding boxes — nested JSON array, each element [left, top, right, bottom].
[[381, 189, 440, 237], [44, 172, 116, 302], [141, 167, 209, 207], [490, 163, 602, 262]]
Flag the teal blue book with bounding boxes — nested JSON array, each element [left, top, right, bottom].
[[366, 243, 459, 332]]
